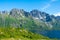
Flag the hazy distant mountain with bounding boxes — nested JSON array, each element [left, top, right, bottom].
[[56, 16, 60, 20]]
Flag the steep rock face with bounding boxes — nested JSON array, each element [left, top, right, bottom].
[[10, 8, 30, 18], [30, 10, 52, 22], [10, 8, 23, 17], [30, 10, 41, 18]]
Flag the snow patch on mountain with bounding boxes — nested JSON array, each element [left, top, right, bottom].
[[53, 12, 60, 16]]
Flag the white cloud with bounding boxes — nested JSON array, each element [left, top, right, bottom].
[[42, 4, 50, 10], [53, 12, 60, 16], [42, 0, 57, 10]]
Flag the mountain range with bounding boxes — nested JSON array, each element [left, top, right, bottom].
[[0, 8, 60, 39]]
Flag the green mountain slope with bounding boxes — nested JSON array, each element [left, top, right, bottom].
[[0, 27, 49, 40]]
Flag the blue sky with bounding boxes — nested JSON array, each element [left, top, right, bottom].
[[0, 0, 60, 15]]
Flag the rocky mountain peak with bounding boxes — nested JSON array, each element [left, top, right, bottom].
[[30, 9, 52, 22], [9, 8, 25, 17]]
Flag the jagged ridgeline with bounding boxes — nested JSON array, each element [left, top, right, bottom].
[[0, 8, 60, 30], [0, 8, 60, 39]]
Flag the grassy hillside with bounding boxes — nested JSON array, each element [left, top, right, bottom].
[[0, 27, 50, 40]]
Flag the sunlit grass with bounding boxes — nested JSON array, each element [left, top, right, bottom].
[[0, 27, 50, 40]]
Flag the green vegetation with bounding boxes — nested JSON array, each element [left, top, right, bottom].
[[0, 27, 49, 40]]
